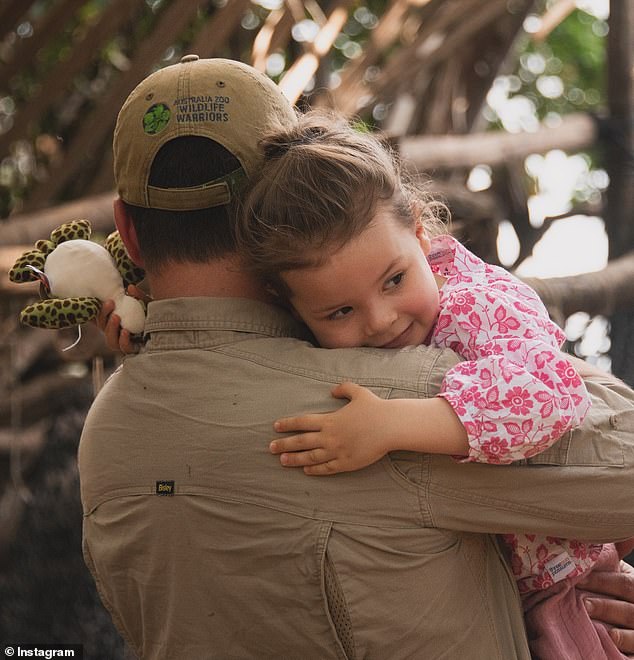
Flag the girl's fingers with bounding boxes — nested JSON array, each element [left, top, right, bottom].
[[331, 381, 364, 399], [274, 414, 322, 433], [270, 433, 322, 455], [104, 313, 123, 352], [95, 300, 115, 331], [304, 461, 341, 476], [119, 328, 138, 355], [279, 447, 329, 468], [127, 284, 152, 304]]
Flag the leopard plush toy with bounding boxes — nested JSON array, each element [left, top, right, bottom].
[[8, 219, 146, 333]]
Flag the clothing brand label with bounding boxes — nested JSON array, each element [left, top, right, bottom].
[[156, 480, 175, 495], [545, 552, 576, 582]]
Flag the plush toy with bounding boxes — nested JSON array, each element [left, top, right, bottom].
[[8, 219, 146, 334]]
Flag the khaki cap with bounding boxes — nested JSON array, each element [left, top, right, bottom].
[[113, 55, 296, 211]]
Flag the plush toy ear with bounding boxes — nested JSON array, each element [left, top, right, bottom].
[[105, 230, 145, 288], [50, 219, 92, 244], [20, 297, 102, 329]]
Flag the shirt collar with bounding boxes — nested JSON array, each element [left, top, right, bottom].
[[428, 234, 485, 278], [143, 297, 310, 349]]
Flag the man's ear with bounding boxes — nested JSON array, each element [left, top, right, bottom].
[[113, 198, 145, 267]]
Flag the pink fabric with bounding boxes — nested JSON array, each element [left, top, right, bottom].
[[426, 236, 600, 592], [427, 235, 591, 465], [523, 544, 627, 659]]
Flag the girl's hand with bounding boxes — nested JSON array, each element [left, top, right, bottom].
[[95, 284, 150, 354], [270, 382, 394, 476]]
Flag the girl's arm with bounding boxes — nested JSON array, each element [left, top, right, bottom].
[[270, 382, 468, 475], [432, 281, 592, 464], [271, 278, 592, 475]]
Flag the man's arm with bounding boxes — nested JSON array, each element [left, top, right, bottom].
[[391, 375, 634, 542]]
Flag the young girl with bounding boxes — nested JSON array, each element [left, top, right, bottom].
[[235, 111, 625, 659]]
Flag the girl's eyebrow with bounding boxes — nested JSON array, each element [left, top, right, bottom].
[[377, 257, 401, 284], [311, 257, 403, 315]]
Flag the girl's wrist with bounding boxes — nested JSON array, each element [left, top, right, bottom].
[[381, 399, 426, 453], [381, 397, 469, 456]]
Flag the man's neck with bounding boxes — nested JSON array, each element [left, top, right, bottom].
[[146, 255, 270, 302]]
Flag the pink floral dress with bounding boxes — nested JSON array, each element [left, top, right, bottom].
[[427, 235, 600, 593]]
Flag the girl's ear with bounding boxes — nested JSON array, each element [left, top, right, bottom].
[[412, 202, 432, 255], [264, 282, 297, 316]]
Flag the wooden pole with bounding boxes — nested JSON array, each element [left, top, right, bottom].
[[605, 0, 634, 383]]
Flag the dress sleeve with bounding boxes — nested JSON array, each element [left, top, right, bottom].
[[433, 279, 591, 464]]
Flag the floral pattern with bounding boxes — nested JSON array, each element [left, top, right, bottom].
[[427, 235, 590, 463], [427, 235, 598, 592]]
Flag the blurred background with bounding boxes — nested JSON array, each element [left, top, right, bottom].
[[1, 0, 633, 656]]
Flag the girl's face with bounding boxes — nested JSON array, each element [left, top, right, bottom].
[[282, 204, 445, 349]]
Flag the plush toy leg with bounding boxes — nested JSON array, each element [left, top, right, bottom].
[[105, 230, 146, 288], [20, 297, 101, 330], [8, 249, 47, 283]]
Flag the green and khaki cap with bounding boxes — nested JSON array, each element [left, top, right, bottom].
[[113, 55, 296, 211]]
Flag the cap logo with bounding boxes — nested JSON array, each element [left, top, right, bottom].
[[143, 103, 171, 135], [174, 94, 230, 123]]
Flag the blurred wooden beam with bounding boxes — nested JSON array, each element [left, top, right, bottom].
[[364, 0, 508, 117], [190, 0, 252, 57], [0, 1, 37, 43], [0, 0, 145, 159], [0, 0, 86, 89], [319, 0, 415, 111], [279, 0, 353, 103], [22, 0, 204, 212], [532, 0, 575, 42], [524, 250, 634, 320], [398, 112, 597, 170], [0, 191, 115, 246]]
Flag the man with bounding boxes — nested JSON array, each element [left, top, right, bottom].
[[80, 56, 634, 659]]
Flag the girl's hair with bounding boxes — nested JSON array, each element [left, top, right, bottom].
[[235, 110, 447, 298]]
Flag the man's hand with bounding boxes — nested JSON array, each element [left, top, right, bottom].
[[580, 541, 634, 657]]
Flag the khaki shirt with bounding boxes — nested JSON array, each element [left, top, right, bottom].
[[79, 298, 634, 660]]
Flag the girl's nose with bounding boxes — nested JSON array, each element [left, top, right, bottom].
[[365, 304, 397, 337]]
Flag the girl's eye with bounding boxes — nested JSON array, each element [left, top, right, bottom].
[[328, 306, 353, 320], [385, 272, 404, 289]]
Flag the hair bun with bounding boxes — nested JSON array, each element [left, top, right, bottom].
[[261, 124, 328, 161]]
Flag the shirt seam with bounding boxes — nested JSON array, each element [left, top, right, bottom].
[[83, 487, 431, 529], [215, 345, 426, 390], [428, 481, 630, 526]]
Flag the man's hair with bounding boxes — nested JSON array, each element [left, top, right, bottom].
[[235, 111, 446, 299], [123, 136, 242, 272]]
